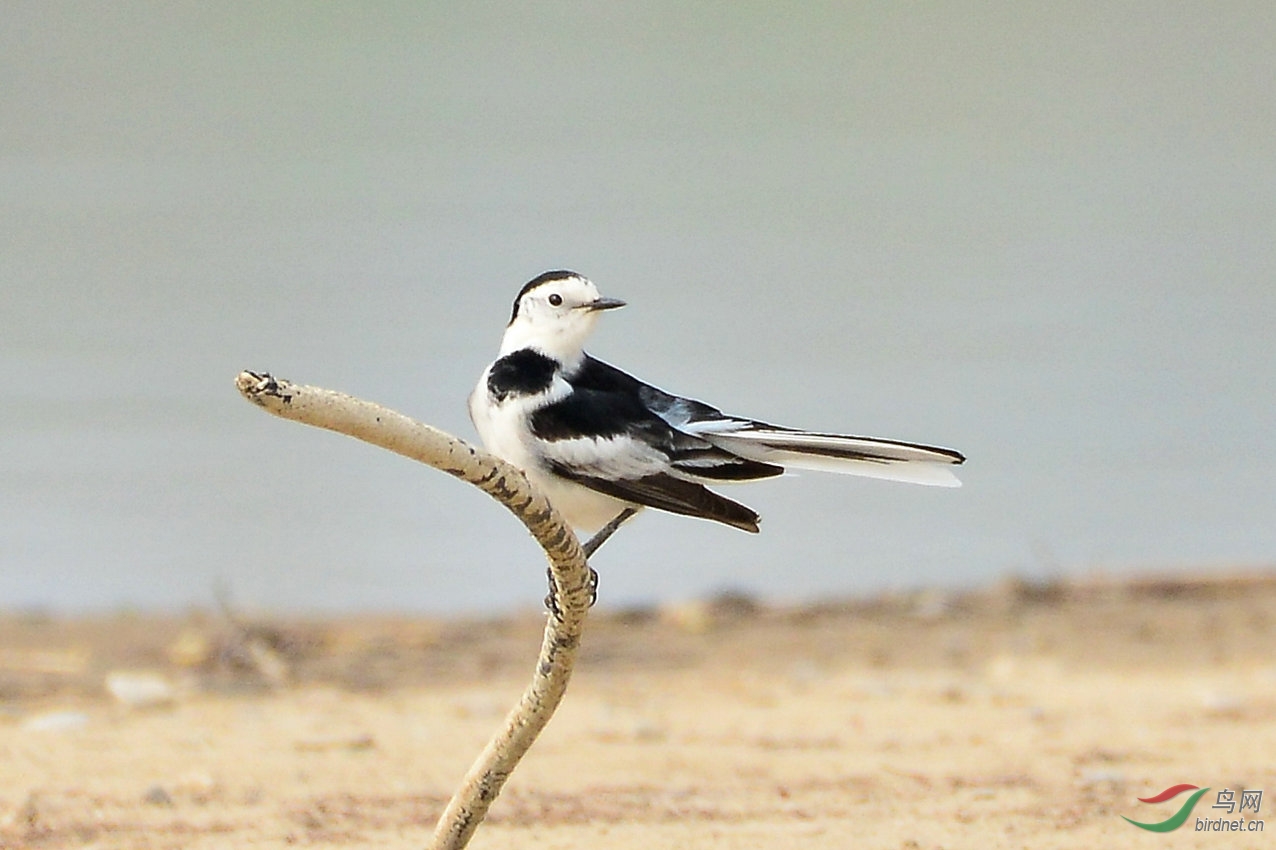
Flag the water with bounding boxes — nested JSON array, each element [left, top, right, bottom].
[[2, 4, 1274, 614]]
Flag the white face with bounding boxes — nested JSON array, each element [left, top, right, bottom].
[[500, 272, 625, 361]]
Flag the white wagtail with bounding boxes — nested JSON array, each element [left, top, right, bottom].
[[469, 271, 964, 561]]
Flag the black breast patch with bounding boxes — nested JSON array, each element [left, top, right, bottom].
[[487, 349, 558, 401]]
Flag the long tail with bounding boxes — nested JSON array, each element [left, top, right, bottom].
[[702, 426, 965, 487]]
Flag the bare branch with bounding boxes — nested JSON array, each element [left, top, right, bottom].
[[235, 370, 591, 850]]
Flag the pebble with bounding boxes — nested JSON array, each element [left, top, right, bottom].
[[20, 711, 89, 732], [105, 670, 176, 709], [143, 785, 175, 806], [1081, 769, 1125, 786]]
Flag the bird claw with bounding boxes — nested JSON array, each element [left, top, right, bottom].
[[544, 566, 563, 621], [543, 510, 637, 620], [544, 565, 601, 621]]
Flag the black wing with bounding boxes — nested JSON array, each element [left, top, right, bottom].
[[527, 355, 778, 531], [530, 356, 783, 483], [551, 468, 761, 533]]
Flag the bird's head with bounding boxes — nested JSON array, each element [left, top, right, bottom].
[[499, 270, 625, 364]]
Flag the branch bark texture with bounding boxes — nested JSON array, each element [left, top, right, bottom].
[[235, 371, 592, 850]]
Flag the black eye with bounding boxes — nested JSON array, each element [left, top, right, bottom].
[[548, 293, 563, 306]]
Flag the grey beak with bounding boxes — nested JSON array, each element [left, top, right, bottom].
[[586, 297, 627, 311]]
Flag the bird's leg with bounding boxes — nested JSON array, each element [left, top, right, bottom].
[[544, 508, 638, 619], [582, 507, 638, 558]]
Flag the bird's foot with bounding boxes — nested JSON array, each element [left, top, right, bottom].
[[544, 566, 564, 621], [543, 509, 637, 620], [544, 565, 601, 621]]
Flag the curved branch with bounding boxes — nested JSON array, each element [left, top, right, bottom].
[[234, 371, 591, 850]]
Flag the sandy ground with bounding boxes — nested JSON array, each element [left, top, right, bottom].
[[2, 571, 1274, 849]]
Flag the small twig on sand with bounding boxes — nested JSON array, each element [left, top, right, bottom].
[[211, 583, 292, 688], [235, 371, 593, 850]]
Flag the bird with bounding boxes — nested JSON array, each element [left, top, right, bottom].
[[468, 270, 965, 539]]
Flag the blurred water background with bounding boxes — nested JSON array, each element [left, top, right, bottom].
[[2, 4, 1273, 614]]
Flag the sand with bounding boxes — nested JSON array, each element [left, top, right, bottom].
[[2, 572, 1273, 849]]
